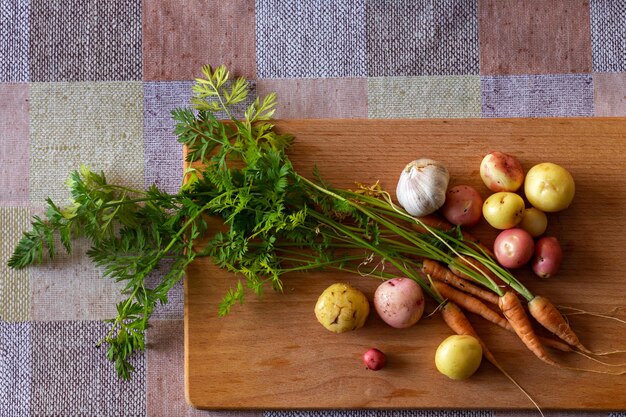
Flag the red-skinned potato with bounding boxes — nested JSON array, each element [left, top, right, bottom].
[[493, 228, 534, 269], [362, 348, 386, 370], [374, 278, 425, 328], [532, 236, 563, 278], [480, 151, 525, 192], [440, 185, 483, 227]]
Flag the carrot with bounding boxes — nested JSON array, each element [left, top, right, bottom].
[[441, 301, 545, 416], [498, 291, 556, 366], [441, 301, 498, 366], [422, 259, 500, 305], [539, 336, 573, 352], [433, 281, 513, 332], [528, 295, 592, 354]]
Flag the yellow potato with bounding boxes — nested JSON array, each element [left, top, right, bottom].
[[519, 207, 548, 237], [524, 163, 575, 212], [482, 192, 525, 230], [435, 335, 483, 380], [314, 283, 370, 333]]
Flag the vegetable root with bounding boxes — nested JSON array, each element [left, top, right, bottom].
[[499, 292, 557, 366], [433, 281, 513, 332], [559, 305, 626, 326], [422, 260, 499, 305], [441, 302, 545, 417], [528, 295, 591, 354]]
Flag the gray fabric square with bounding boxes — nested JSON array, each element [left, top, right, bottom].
[[31, 321, 146, 417], [590, 0, 626, 72], [143, 80, 256, 194], [0, 0, 29, 82], [29, 0, 142, 81], [256, 0, 366, 78], [481, 74, 594, 118], [366, 0, 479, 76], [143, 82, 193, 194], [0, 322, 32, 416]]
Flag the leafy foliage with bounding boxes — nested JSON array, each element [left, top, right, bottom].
[[8, 64, 511, 380]]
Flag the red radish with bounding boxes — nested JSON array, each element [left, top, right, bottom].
[[362, 348, 386, 370], [494, 228, 534, 269]]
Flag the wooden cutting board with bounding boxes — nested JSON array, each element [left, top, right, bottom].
[[184, 118, 626, 411]]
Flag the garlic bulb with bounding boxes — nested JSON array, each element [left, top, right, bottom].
[[396, 158, 450, 217]]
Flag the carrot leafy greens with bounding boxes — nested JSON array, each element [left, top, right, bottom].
[[7, 65, 549, 380]]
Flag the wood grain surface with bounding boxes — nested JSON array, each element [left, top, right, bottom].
[[185, 118, 626, 410]]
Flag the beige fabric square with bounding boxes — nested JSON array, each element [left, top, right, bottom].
[[0, 207, 31, 321], [29, 238, 126, 321], [29, 82, 144, 205], [368, 76, 481, 118], [594, 73, 626, 117]]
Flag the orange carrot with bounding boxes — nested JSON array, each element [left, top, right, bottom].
[[422, 259, 500, 305], [528, 295, 591, 354], [441, 301, 545, 416], [441, 301, 498, 366], [433, 281, 513, 331], [539, 335, 573, 352], [499, 291, 556, 366]]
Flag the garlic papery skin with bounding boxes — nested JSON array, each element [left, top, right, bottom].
[[396, 158, 450, 217]]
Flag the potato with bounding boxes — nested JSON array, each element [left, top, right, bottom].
[[480, 151, 525, 192], [440, 185, 483, 227], [482, 192, 525, 230], [374, 278, 425, 329], [314, 283, 370, 333], [519, 207, 548, 237], [435, 335, 483, 380], [493, 228, 534, 269], [362, 348, 386, 371], [524, 163, 575, 212], [532, 236, 563, 278]]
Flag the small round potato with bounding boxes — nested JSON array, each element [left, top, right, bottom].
[[524, 163, 575, 212], [314, 283, 370, 333], [480, 151, 525, 192], [519, 207, 548, 237], [482, 192, 525, 230], [374, 278, 425, 328], [435, 335, 483, 380]]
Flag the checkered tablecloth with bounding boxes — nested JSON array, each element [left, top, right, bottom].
[[1, 0, 625, 416]]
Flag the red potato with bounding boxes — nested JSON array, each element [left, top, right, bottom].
[[480, 151, 525, 192], [494, 228, 534, 269], [440, 185, 483, 227], [374, 278, 425, 328], [362, 348, 386, 370], [532, 237, 563, 278]]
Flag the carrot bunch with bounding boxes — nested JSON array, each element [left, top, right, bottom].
[[418, 221, 626, 375]]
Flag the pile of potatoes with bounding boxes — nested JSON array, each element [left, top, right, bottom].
[[314, 278, 426, 371], [480, 152, 572, 277]]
